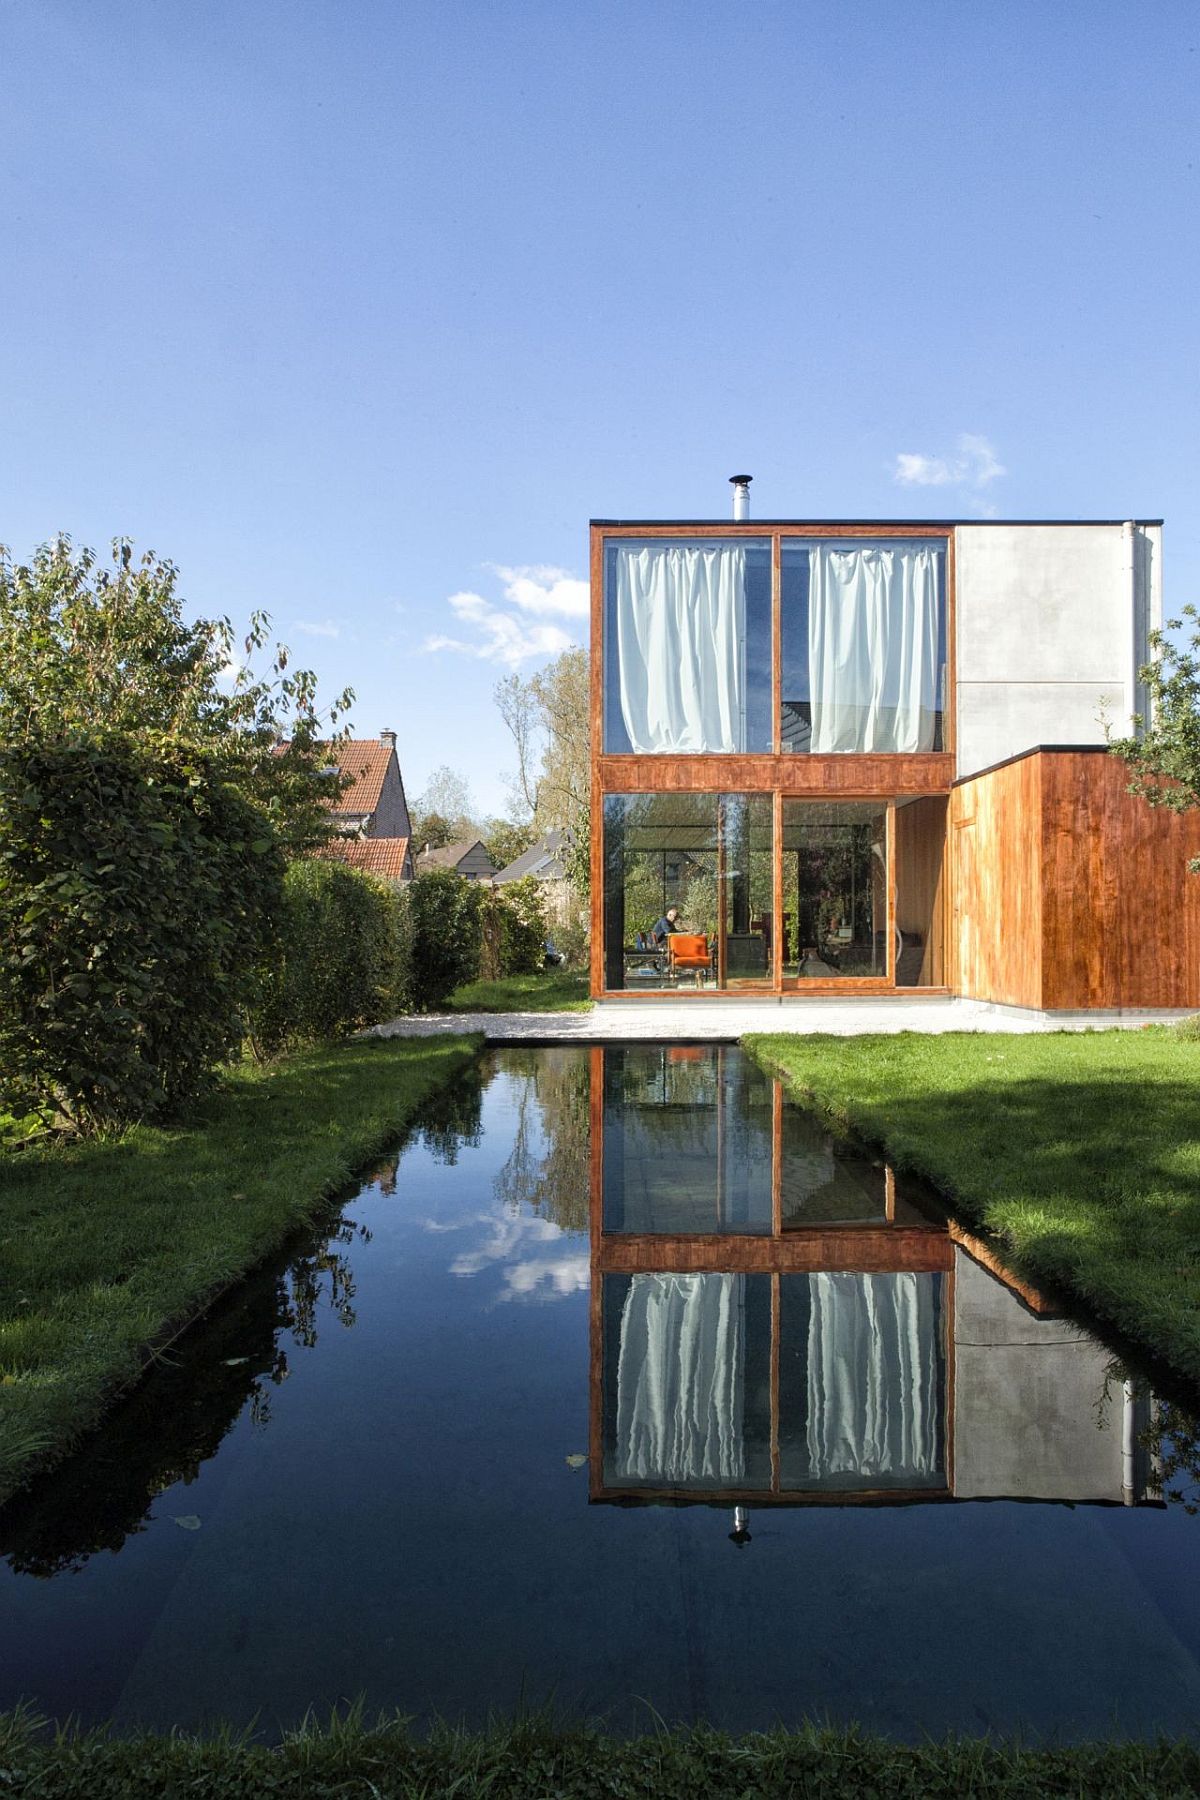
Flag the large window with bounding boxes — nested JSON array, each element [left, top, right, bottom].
[[603, 793, 774, 991], [782, 539, 947, 753], [603, 539, 772, 753], [782, 802, 888, 981]]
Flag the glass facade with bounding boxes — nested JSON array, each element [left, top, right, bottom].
[[781, 802, 889, 981]]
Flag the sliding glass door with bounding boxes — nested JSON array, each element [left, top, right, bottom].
[[781, 802, 890, 983]]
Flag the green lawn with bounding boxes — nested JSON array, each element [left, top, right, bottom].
[[746, 1028, 1200, 1386], [0, 1033, 481, 1505], [444, 967, 592, 1012], [3, 1710, 1198, 1799]]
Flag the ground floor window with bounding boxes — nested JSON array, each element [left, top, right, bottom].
[[601, 792, 947, 993]]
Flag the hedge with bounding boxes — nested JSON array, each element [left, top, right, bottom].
[[251, 859, 412, 1052], [406, 866, 484, 1009], [0, 736, 283, 1133]]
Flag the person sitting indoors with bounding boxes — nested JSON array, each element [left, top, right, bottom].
[[651, 906, 681, 947]]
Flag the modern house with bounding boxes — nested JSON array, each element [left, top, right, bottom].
[[414, 838, 497, 881], [589, 482, 1200, 1012], [319, 729, 415, 883]]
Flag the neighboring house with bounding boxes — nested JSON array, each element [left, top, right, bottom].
[[414, 838, 497, 881], [493, 828, 576, 924], [318, 729, 414, 883], [590, 483, 1200, 1011]]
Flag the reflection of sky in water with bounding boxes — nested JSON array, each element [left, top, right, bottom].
[[451, 1211, 589, 1301]]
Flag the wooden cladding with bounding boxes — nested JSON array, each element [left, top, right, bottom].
[[952, 750, 1200, 1010], [598, 753, 955, 795]]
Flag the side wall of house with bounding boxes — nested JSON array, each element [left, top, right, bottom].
[[949, 754, 1044, 1008], [1039, 752, 1200, 1009], [954, 524, 1160, 780], [368, 756, 413, 839]]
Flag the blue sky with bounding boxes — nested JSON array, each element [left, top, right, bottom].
[[2, 0, 1197, 816]]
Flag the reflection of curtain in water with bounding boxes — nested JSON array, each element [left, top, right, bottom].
[[615, 1274, 745, 1482], [805, 1273, 938, 1480]]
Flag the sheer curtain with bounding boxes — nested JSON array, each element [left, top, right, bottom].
[[804, 1271, 940, 1482], [808, 544, 942, 752], [615, 545, 747, 753], [614, 1273, 745, 1483]]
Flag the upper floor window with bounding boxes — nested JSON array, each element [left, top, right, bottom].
[[604, 539, 773, 754], [782, 539, 947, 754]]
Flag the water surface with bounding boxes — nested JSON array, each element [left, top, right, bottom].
[[3, 1045, 1199, 1740]]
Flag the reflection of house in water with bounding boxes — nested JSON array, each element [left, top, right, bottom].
[[589, 1047, 1155, 1509]]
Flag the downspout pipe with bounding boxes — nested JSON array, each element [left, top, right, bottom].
[[1122, 520, 1139, 735]]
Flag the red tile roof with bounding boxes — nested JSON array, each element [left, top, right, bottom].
[[317, 837, 412, 881], [329, 741, 395, 817]]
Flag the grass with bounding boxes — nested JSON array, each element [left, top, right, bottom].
[[746, 1027, 1200, 1387], [0, 1033, 481, 1506], [2, 1709, 1199, 1798], [444, 967, 592, 1012]]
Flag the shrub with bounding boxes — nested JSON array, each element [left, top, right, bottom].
[[406, 867, 484, 1010], [480, 876, 548, 980], [0, 736, 284, 1133], [251, 860, 412, 1052]]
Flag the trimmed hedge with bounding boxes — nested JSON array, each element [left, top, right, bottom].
[[407, 867, 484, 1010], [0, 736, 283, 1132], [252, 859, 412, 1052]]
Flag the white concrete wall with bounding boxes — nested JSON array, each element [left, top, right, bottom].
[[954, 523, 1161, 778]]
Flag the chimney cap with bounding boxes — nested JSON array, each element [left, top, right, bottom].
[[728, 474, 753, 486], [380, 728, 397, 745]]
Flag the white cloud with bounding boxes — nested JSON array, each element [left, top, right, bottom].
[[893, 433, 1006, 492], [422, 563, 585, 667], [293, 618, 341, 639]]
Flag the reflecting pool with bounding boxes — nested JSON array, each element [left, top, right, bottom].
[[3, 1046, 1200, 1740]]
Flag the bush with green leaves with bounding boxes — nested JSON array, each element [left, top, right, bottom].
[[0, 737, 284, 1133], [480, 875, 548, 980], [251, 860, 413, 1052], [406, 867, 484, 1010]]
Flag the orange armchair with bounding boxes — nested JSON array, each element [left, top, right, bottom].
[[667, 933, 711, 984]]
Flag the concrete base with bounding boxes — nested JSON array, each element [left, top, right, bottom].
[[368, 996, 1195, 1043]]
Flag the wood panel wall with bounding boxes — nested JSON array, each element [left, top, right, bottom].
[[894, 796, 947, 985], [949, 754, 1044, 1008], [953, 750, 1200, 1010]]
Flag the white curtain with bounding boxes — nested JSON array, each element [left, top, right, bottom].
[[614, 1273, 745, 1483], [808, 544, 941, 753], [615, 545, 747, 753], [804, 1272, 940, 1482]]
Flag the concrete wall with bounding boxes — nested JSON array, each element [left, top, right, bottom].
[[952, 1250, 1125, 1502], [955, 523, 1161, 779]]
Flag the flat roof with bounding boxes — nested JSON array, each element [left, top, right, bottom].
[[590, 518, 1164, 528]]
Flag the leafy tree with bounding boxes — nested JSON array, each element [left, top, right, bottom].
[[411, 765, 479, 850], [1112, 608, 1200, 871], [483, 817, 537, 873], [0, 536, 353, 852], [493, 647, 589, 892]]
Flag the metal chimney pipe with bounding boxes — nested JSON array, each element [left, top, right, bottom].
[[729, 474, 752, 521]]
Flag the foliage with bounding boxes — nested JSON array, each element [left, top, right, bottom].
[[406, 867, 484, 1010], [747, 1028, 1200, 1387], [0, 736, 284, 1133], [251, 860, 412, 1053], [0, 1033, 482, 1505], [494, 648, 590, 892], [1111, 607, 1200, 872], [0, 536, 353, 854], [482, 816, 537, 873], [2, 1708, 1200, 1798], [479, 876, 547, 981], [411, 765, 479, 851]]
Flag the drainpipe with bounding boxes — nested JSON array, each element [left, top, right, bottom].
[[730, 474, 752, 521], [1122, 521, 1138, 735]]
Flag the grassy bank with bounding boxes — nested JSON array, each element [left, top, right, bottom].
[[0, 1033, 481, 1505], [746, 1029, 1200, 1385], [445, 967, 592, 1012], [1, 1711, 1197, 1799]]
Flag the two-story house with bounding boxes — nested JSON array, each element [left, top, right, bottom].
[[320, 728, 415, 883], [589, 481, 1200, 1013]]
